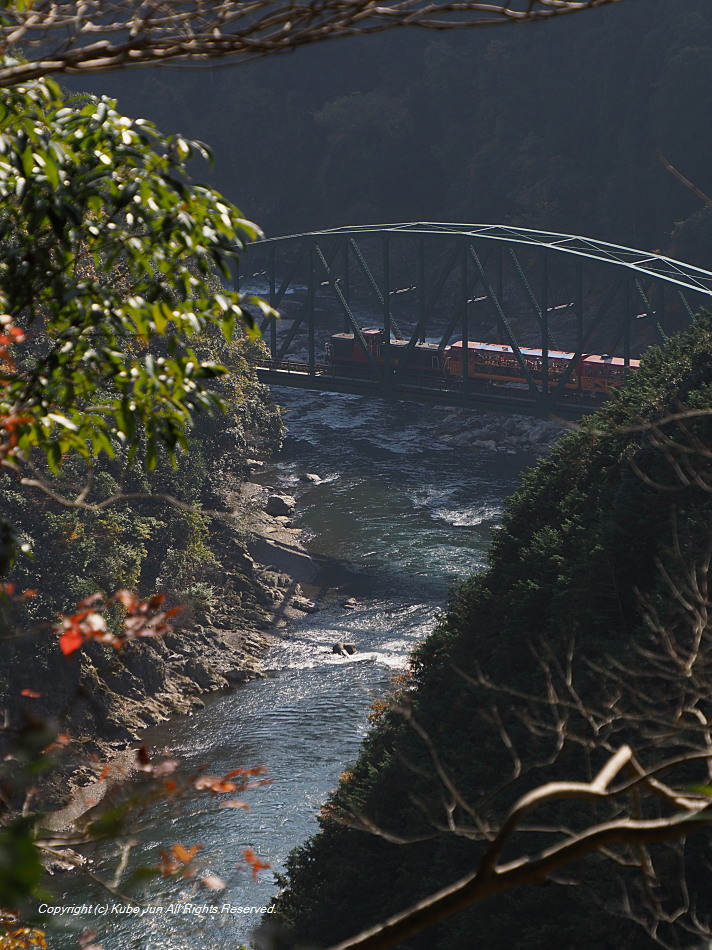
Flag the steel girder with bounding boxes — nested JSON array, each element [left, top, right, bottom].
[[235, 223, 712, 418]]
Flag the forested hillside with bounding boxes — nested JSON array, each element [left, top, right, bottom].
[[69, 0, 712, 260], [273, 316, 712, 950]]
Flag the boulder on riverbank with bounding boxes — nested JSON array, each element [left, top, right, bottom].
[[264, 493, 297, 516]]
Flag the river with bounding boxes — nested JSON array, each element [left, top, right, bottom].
[[44, 390, 534, 950]]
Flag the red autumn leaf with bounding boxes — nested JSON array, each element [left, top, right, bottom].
[[171, 843, 203, 863], [194, 776, 237, 793], [42, 732, 72, 754], [225, 766, 267, 779], [20, 689, 41, 698], [112, 589, 139, 610], [157, 843, 203, 879], [58, 627, 84, 656], [68, 607, 94, 624], [55, 589, 183, 656], [158, 850, 180, 877], [243, 848, 270, 881]]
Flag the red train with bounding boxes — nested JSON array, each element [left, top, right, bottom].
[[326, 329, 640, 395]]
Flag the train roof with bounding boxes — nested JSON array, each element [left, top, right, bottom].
[[331, 332, 641, 367], [331, 331, 443, 348], [449, 341, 640, 366], [450, 340, 577, 360], [584, 353, 641, 367]]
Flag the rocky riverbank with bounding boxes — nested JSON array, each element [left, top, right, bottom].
[[5, 479, 321, 832]]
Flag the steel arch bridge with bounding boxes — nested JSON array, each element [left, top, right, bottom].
[[235, 223, 712, 419]]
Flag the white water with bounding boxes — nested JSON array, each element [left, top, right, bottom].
[[45, 391, 532, 949]]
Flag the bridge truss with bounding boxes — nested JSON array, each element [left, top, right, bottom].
[[235, 223, 712, 419]]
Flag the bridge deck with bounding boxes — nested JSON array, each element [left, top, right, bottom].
[[254, 359, 602, 420]]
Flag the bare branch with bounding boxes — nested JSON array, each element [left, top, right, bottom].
[[0, 0, 626, 87], [319, 504, 712, 950], [325, 746, 712, 950], [14, 474, 233, 519], [656, 151, 712, 210]]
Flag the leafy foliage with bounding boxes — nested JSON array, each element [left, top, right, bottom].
[[0, 64, 271, 477], [56, 590, 183, 656]]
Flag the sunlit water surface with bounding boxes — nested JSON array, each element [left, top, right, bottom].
[[45, 391, 533, 949]]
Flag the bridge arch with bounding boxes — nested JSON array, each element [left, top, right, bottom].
[[236, 223, 712, 418]]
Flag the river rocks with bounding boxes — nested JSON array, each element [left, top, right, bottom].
[[264, 493, 297, 516], [332, 642, 357, 656], [436, 408, 563, 454], [10, 480, 313, 827], [242, 608, 271, 627], [180, 655, 229, 690], [342, 598, 358, 609], [300, 472, 322, 483], [42, 848, 87, 874], [224, 667, 262, 684], [37, 623, 271, 786], [475, 439, 497, 452], [292, 595, 318, 613]]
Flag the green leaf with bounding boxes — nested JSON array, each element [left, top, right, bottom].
[[145, 436, 157, 472], [46, 442, 62, 474], [46, 412, 79, 431], [0, 70, 268, 482]]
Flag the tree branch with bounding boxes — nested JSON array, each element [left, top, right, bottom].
[[326, 747, 712, 950], [0, 1, 626, 87]]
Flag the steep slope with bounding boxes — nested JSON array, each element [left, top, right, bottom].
[[273, 316, 712, 950]]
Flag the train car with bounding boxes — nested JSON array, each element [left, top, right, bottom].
[[326, 329, 383, 365], [578, 353, 639, 392], [326, 330, 446, 373], [447, 341, 583, 389], [447, 340, 640, 393], [325, 331, 640, 395]]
